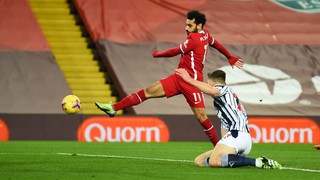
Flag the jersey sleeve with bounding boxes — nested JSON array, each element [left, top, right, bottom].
[[153, 46, 182, 57], [210, 37, 236, 63], [215, 86, 228, 96], [208, 33, 215, 46], [179, 36, 196, 54]]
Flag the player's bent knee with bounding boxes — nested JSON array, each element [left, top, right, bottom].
[[194, 156, 204, 167], [208, 154, 222, 167], [145, 81, 165, 98], [194, 160, 201, 167], [209, 160, 221, 167]]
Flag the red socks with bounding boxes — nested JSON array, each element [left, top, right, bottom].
[[113, 89, 146, 111], [201, 119, 219, 146]]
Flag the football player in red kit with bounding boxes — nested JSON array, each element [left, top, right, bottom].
[[96, 10, 243, 146]]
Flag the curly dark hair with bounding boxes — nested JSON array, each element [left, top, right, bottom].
[[187, 10, 206, 28]]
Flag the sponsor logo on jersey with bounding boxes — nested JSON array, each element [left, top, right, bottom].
[[229, 161, 235, 167], [222, 132, 232, 139]]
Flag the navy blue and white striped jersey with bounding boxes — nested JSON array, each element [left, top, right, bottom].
[[213, 85, 250, 133]]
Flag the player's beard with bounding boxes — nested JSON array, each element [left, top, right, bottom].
[[186, 27, 198, 35]]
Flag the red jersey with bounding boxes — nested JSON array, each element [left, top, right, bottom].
[[178, 29, 214, 82], [154, 29, 235, 108]]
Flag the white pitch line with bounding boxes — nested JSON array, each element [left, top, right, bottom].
[[2, 152, 318, 173], [281, 167, 320, 173], [57, 153, 194, 163], [57, 153, 320, 173]]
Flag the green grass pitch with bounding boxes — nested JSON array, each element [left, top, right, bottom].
[[0, 142, 319, 179]]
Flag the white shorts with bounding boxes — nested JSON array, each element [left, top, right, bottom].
[[218, 130, 252, 156]]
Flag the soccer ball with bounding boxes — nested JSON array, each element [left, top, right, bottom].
[[61, 95, 81, 114]]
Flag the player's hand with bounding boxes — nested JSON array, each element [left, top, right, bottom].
[[175, 68, 191, 82], [152, 51, 161, 58], [234, 59, 244, 69], [228, 56, 243, 69]]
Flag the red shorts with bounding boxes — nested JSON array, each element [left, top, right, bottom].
[[160, 73, 205, 108]]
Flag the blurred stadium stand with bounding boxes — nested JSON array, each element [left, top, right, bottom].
[[29, 0, 122, 115], [73, 0, 320, 116], [0, 0, 319, 142], [0, 0, 319, 116], [0, 0, 122, 114]]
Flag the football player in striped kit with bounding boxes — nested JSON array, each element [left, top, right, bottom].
[[175, 68, 282, 169]]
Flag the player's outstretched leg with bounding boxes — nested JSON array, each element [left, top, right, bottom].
[[256, 156, 282, 169], [95, 102, 116, 117], [95, 89, 147, 117]]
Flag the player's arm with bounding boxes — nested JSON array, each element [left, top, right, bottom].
[[209, 37, 243, 69], [175, 68, 221, 97], [152, 36, 195, 58], [152, 46, 181, 58]]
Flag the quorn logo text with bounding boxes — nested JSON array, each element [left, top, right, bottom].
[[249, 118, 320, 143], [78, 117, 170, 142]]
